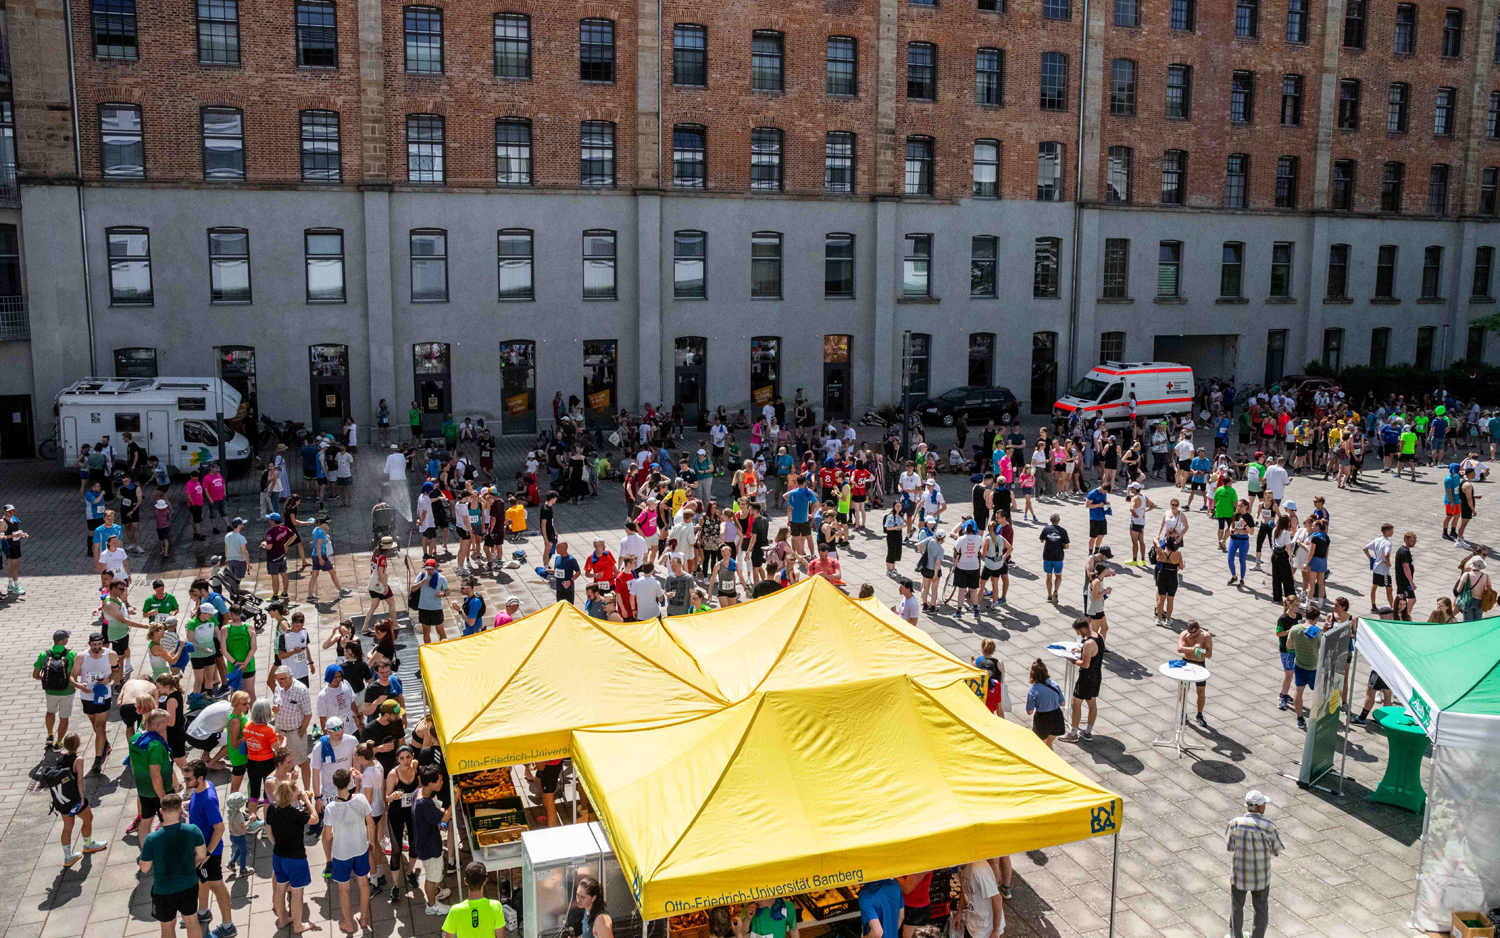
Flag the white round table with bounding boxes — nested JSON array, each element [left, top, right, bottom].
[[1151, 661, 1211, 758], [1045, 642, 1083, 730]]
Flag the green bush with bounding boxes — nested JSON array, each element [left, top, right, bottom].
[[1301, 361, 1500, 404]]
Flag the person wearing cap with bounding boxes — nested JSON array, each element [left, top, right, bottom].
[[415, 558, 449, 643], [35, 628, 78, 748], [260, 513, 294, 602], [310, 715, 359, 858], [914, 526, 947, 612], [221, 517, 249, 582], [492, 596, 523, 629], [383, 442, 407, 485], [451, 579, 486, 636], [305, 513, 346, 604], [75, 630, 122, 773], [1225, 789, 1283, 938], [186, 602, 223, 695]]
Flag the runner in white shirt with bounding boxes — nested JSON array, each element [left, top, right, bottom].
[[761, 403, 777, 429], [618, 530, 648, 567], [1263, 458, 1291, 503], [951, 524, 985, 614], [1363, 524, 1395, 613], [383, 447, 406, 482], [1173, 437, 1195, 488]]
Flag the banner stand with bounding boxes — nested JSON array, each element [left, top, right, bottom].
[[1279, 619, 1352, 796]]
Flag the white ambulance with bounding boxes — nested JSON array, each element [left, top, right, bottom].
[[56, 377, 253, 474], [1053, 362, 1195, 427]]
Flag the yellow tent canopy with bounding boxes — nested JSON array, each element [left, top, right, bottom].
[[419, 603, 727, 773], [661, 576, 986, 702], [571, 675, 1123, 919]]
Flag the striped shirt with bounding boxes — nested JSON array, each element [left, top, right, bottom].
[[273, 680, 313, 733], [1225, 813, 1284, 891]]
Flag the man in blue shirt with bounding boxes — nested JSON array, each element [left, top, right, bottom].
[[1443, 462, 1463, 540], [551, 541, 582, 606], [84, 483, 108, 559], [1086, 486, 1111, 552], [1379, 420, 1400, 472], [858, 879, 905, 938], [1214, 415, 1232, 455], [786, 478, 820, 557], [1186, 449, 1211, 512], [1428, 410, 1450, 466], [186, 760, 234, 937], [92, 508, 123, 566], [299, 440, 319, 489]]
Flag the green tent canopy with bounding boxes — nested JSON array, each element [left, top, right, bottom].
[[1357, 617, 1500, 752]]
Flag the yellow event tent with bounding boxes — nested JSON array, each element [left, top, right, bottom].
[[570, 675, 1124, 919], [419, 602, 726, 773]]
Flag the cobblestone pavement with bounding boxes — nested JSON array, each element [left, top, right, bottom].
[[0, 425, 1488, 938]]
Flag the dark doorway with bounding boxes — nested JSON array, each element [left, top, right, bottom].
[[751, 336, 781, 411], [414, 342, 451, 438], [1152, 334, 1238, 387], [906, 333, 931, 407], [1030, 331, 1057, 414], [823, 334, 852, 420], [584, 340, 617, 429], [674, 336, 707, 425], [309, 344, 350, 435], [217, 345, 257, 439], [500, 340, 536, 435], [0, 395, 32, 457]]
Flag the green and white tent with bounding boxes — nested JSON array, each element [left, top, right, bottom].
[[1358, 617, 1500, 751]]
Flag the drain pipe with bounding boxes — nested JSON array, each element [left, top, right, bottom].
[[1065, 0, 1089, 390], [62, 0, 98, 375]]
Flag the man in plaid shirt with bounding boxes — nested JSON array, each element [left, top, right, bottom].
[[1225, 789, 1284, 938]]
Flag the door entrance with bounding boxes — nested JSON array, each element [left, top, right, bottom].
[[146, 410, 170, 464], [1153, 334, 1238, 387], [309, 344, 351, 435], [217, 345, 257, 441], [674, 336, 707, 427], [750, 336, 781, 410], [0, 394, 32, 457], [823, 334, 851, 421], [583, 340, 617, 430], [1030, 332, 1057, 414], [499, 340, 536, 436], [414, 342, 451, 438]]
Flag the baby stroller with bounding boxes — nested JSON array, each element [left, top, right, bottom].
[[208, 555, 268, 632]]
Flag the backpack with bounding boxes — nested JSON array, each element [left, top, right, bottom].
[[432, 497, 452, 528], [467, 594, 487, 626], [40, 649, 70, 693], [30, 754, 75, 809]]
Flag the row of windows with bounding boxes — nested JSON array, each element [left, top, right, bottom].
[[1320, 324, 1488, 372]]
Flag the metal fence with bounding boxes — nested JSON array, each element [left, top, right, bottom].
[[0, 296, 28, 341], [0, 162, 16, 207]]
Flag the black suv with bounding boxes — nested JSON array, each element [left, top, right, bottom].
[[918, 386, 1019, 426]]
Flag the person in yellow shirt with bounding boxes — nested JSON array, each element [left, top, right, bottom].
[[442, 862, 507, 938], [1324, 424, 1342, 480], [667, 483, 687, 517], [505, 499, 527, 540]]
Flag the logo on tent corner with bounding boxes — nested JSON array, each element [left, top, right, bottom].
[[1090, 802, 1116, 834], [1408, 690, 1431, 729]]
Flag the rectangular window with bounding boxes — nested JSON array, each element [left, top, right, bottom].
[[305, 229, 344, 302], [1107, 145, 1132, 202], [970, 333, 996, 386], [1417, 326, 1436, 369], [1037, 141, 1063, 200], [1266, 329, 1288, 386], [1166, 64, 1191, 119], [300, 110, 340, 183], [971, 235, 997, 297], [674, 231, 706, 298], [497, 229, 533, 300], [1220, 242, 1244, 297], [581, 18, 615, 82], [202, 107, 245, 180], [1225, 153, 1248, 208], [750, 128, 783, 191], [1394, 4, 1416, 53], [1326, 243, 1349, 298], [581, 121, 615, 187], [404, 7, 443, 74], [1270, 242, 1293, 296], [1388, 83, 1409, 132], [1482, 166, 1499, 215], [406, 114, 444, 184], [973, 140, 999, 198], [1110, 59, 1137, 115], [1115, 0, 1140, 27], [1099, 331, 1126, 363], [752, 232, 782, 298], [1381, 161, 1404, 212], [827, 37, 857, 95], [1343, 0, 1365, 48], [903, 234, 931, 296], [1281, 74, 1303, 126], [976, 48, 1003, 106], [1044, 0, 1070, 18], [100, 104, 144, 178], [1286, 0, 1307, 42], [1035, 237, 1061, 297], [1157, 241, 1182, 296], [295, 1, 338, 68], [496, 118, 532, 186], [208, 228, 251, 303], [825, 131, 855, 193], [1435, 87, 1456, 136], [1040, 52, 1067, 110], [1338, 79, 1360, 129], [978, 0, 1004, 11], [1103, 238, 1129, 298], [1376, 244, 1397, 297], [1275, 155, 1298, 208], [1443, 8, 1463, 56], [495, 14, 531, 79], [1474, 246, 1495, 298], [1231, 71, 1254, 123], [1428, 164, 1450, 215], [672, 125, 706, 189], [1370, 327, 1390, 367], [1422, 245, 1443, 298], [197, 0, 240, 65], [1161, 149, 1186, 204], [752, 31, 784, 91], [1489, 92, 1500, 138], [1170, 0, 1194, 30], [583, 230, 617, 300], [905, 136, 934, 196], [106, 227, 152, 305], [1236, 0, 1258, 37], [1332, 160, 1355, 210], [825, 233, 855, 298], [1322, 328, 1344, 371], [907, 43, 936, 100], [92, 0, 138, 59], [1469, 325, 1487, 365], [672, 24, 705, 86], [409, 229, 447, 302]]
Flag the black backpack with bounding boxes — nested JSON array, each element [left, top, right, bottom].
[[30, 753, 74, 805], [40, 649, 70, 693]]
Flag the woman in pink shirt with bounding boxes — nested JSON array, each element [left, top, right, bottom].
[[184, 471, 205, 542], [202, 465, 228, 534]]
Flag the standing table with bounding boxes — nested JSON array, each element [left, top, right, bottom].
[[1046, 641, 1083, 730], [1151, 661, 1210, 758], [1370, 706, 1429, 814]]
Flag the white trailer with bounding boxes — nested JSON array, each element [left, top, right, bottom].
[[56, 377, 252, 474]]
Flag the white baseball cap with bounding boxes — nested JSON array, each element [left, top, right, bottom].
[[1243, 789, 1269, 806], [1282, 500, 1297, 511]]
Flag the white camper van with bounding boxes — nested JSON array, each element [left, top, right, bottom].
[[56, 378, 252, 475], [1053, 362, 1195, 427]]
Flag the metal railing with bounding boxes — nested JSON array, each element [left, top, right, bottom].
[[0, 162, 16, 207], [0, 296, 28, 341]]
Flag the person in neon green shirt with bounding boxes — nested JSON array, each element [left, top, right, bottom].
[[1398, 424, 1419, 481], [442, 862, 508, 937]]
